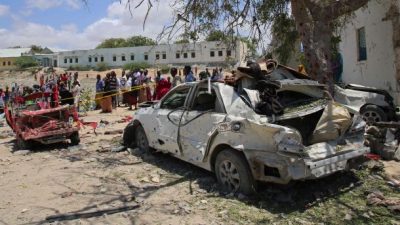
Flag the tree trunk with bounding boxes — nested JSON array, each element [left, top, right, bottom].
[[291, 0, 370, 95], [291, 0, 335, 94]]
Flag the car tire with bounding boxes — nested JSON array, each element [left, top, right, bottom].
[[215, 149, 257, 195], [361, 105, 388, 123], [70, 132, 80, 146], [135, 125, 150, 152], [16, 137, 31, 150], [123, 122, 136, 148]]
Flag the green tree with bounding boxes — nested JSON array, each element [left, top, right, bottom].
[[30, 45, 44, 53], [174, 39, 190, 44], [125, 35, 156, 47], [96, 36, 156, 49], [206, 30, 225, 42], [15, 56, 38, 69], [96, 38, 128, 49]]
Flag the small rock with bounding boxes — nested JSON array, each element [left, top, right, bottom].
[[111, 146, 126, 152], [150, 175, 160, 183], [21, 208, 29, 213], [362, 212, 370, 219], [344, 213, 352, 221], [100, 187, 107, 193], [218, 210, 228, 215], [140, 177, 151, 183], [13, 150, 31, 156], [200, 199, 208, 204]]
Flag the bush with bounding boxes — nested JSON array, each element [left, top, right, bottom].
[[15, 56, 38, 69], [96, 62, 109, 71], [123, 62, 150, 72], [159, 65, 170, 74]]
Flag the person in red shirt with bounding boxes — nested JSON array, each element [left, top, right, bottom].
[[155, 77, 172, 100], [39, 74, 45, 87], [51, 83, 59, 108]]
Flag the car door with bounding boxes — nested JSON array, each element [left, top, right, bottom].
[[151, 85, 192, 154], [178, 85, 226, 164]]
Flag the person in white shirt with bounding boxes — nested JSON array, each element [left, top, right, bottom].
[[71, 81, 81, 109]]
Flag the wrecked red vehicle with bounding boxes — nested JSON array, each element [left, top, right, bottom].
[[4, 92, 80, 149]]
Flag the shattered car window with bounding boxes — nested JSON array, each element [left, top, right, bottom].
[[161, 86, 190, 109]]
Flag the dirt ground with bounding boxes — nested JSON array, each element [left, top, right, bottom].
[[1, 70, 400, 225]]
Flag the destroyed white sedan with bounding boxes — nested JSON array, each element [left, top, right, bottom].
[[123, 66, 369, 194]]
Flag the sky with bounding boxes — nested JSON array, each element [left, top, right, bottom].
[[0, 0, 175, 50]]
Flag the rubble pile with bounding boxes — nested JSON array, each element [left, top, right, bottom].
[[365, 122, 400, 161]]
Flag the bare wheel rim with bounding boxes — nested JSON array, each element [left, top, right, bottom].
[[362, 111, 382, 123], [218, 160, 240, 192]]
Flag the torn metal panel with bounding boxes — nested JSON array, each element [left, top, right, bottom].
[[334, 85, 389, 112]]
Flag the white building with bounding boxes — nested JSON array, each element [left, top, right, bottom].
[[339, 0, 400, 104], [57, 40, 248, 69]]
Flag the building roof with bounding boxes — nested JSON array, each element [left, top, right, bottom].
[[0, 48, 31, 58]]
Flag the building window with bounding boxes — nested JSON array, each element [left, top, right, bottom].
[[210, 51, 215, 57], [131, 55, 135, 61], [88, 57, 92, 63], [176, 53, 180, 59], [69, 58, 73, 63], [191, 52, 195, 58], [101, 56, 104, 62], [94, 57, 98, 62], [144, 54, 148, 60], [122, 55, 126, 61], [7, 61, 11, 66], [183, 53, 188, 58], [64, 58, 67, 64], [162, 53, 166, 59], [113, 56, 117, 61], [155, 54, 160, 60], [2, 61, 5, 66], [75, 58, 78, 63], [357, 27, 367, 61], [218, 50, 223, 57], [226, 50, 232, 57]]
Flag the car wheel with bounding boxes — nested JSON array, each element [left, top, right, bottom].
[[16, 137, 31, 150], [135, 126, 150, 152], [361, 105, 388, 123], [215, 149, 256, 195], [70, 132, 80, 146], [123, 122, 136, 147]]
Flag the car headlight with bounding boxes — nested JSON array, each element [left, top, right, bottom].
[[275, 129, 304, 155]]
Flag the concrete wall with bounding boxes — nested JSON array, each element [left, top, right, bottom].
[[339, 0, 399, 104], [0, 57, 17, 70], [57, 41, 247, 69]]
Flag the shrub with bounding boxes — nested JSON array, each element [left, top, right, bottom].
[[123, 62, 150, 72], [159, 65, 170, 74], [96, 62, 109, 71], [15, 56, 38, 69]]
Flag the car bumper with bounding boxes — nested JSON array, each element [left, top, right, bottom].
[[302, 146, 369, 179], [247, 141, 369, 185]]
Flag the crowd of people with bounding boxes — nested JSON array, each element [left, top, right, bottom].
[[94, 65, 227, 111], [0, 65, 230, 113]]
